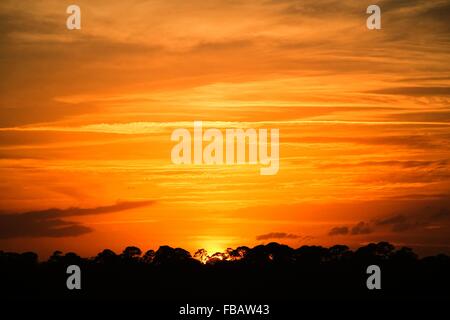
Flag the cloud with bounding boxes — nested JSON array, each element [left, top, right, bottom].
[[0, 200, 155, 239], [277, 0, 357, 17], [350, 221, 372, 235], [387, 111, 450, 123], [256, 232, 302, 240], [329, 221, 372, 236], [378, 0, 427, 12], [369, 87, 450, 97], [328, 226, 349, 236], [386, 0, 450, 32], [329, 204, 450, 237], [284, 135, 441, 149], [0, 10, 60, 40], [375, 209, 450, 233], [376, 214, 411, 232], [319, 160, 449, 170]]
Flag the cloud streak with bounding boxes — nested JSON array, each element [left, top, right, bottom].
[[329, 205, 450, 236], [0, 200, 155, 239], [256, 232, 302, 241], [375, 209, 450, 233]]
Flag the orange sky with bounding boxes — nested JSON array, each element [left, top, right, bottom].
[[1, 0, 449, 258]]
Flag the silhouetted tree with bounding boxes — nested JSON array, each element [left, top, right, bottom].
[[227, 246, 249, 260], [142, 249, 155, 264], [392, 247, 418, 263], [95, 249, 118, 264], [121, 246, 142, 261], [63, 252, 82, 265], [328, 245, 352, 262], [355, 241, 395, 262], [20, 252, 39, 265], [48, 250, 63, 263], [153, 246, 192, 266], [294, 245, 328, 264], [1, 242, 449, 301]]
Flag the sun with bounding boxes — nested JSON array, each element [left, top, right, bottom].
[[203, 242, 225, 255]]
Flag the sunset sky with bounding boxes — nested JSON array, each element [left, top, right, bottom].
[[1, 0, 449, 258]]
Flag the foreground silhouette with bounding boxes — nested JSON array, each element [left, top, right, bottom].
[[1, 242, 449, 301]]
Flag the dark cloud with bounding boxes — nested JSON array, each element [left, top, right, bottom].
[[329, 205, 450, 237], [256, 232, 302, 240], [329, 222, 373, 236], [376, 214, 411, 232], [351, 221, 372, 235], [380, 0, 450, 41], [275, 0, 450, 40], [414, 1, 450, 32], [328, 226, 349, 236], [375, 209, 450, 233], [328, 221, 372, 236], [0, 200, 155, 239]]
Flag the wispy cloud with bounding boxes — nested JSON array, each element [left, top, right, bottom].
[[256, 232, 303, 241], [0, 200, 155, 239], [328, 226, 349, 236], [329, 203, 450, 236]]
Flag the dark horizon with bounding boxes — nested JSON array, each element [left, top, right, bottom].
[[2, 240, 450, 263], [1, 1, 450, 313], [2, 241, 449, 302]]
